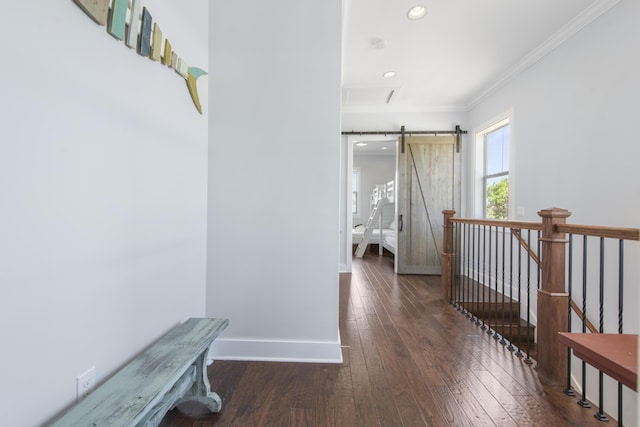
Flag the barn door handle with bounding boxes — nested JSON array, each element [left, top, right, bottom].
[[398, 215, 403, 232]]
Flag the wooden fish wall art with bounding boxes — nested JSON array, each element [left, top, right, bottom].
[[73, 0, 208, 114]]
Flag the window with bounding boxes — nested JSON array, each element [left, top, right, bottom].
[[352, 168, 361, 216], [484, 123, 509, 219]]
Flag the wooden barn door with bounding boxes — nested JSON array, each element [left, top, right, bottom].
[[396, 135, 458, 274]]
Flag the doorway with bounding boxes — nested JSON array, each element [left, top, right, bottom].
[[342, 134, 460, 274], [345, 135, 396, 269]]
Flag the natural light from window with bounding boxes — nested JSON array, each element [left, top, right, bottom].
[[484, 124, 510, 219]]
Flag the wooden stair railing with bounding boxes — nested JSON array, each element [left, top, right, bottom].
[[570, 300, 598, 335], [456, 282, 536, 352], [442, 208, 639, 385], [512, 229, 540, 266], [442, 208, 640, 424]]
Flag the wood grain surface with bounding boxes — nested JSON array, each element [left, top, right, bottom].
[[161, 255, 610, 426]]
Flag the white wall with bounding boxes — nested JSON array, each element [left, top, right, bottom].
[[467, 0, 639, 227], [0, 2, 209, 426], [207, 1, 342, 363], [342, 111, 468, 134], [339, 135, 351, 272], [466, 0, 639, 421]]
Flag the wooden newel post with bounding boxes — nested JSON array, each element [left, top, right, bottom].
[[537, 207, 571, 386], [441, 210, 456, 302]]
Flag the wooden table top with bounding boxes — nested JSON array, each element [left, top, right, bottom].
[[558, 333, 637, 391]]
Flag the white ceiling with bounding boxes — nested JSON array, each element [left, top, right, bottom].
[[342, 0, 613, 113], [353, 138, 397, 156]]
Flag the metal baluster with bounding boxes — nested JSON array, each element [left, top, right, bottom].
[[537, 230, 542, 290], [464, 224, 470, 317], [507, 230, 515, 352], [476, 225, 487, 330], [579, 235, 591, 408], [617, 239, 624, 427], [456, 224, 468, 313], [451, 223, 457, 305], [475, 225, 481, 325], [493, 227, 500, 340], [498, 227, 506, 341], [515, 230, 523, 358], [524, 230, 533, 364], [536, 229, 541, 369], [455, 223, 460, 305], [484, 225, 491, 332], [564, 234, 576, 396], [450, 223, 455, 305], [594, 237, 608, 421], [453, 224, 466, 311], [471, 226, 480, 325]]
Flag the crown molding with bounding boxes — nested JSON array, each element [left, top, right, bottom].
[[341, 103, 468, 114], [466, 0, 621, 110]]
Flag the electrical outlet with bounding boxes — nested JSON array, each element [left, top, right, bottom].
[[76, 366, 96, 401]]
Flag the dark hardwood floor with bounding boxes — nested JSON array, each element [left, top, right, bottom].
[[160, 254, 606, 426]]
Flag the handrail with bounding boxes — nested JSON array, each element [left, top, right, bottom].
[[556, 224, 640, 241], [512, 229, 540, 267], [443, 208, 637, 422], [570, 300, 599, 334], [450, 219, 542, 268], [451, 217, 542, 230]]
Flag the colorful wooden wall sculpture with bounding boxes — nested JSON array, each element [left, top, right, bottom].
[[73, 0, 208, 114]]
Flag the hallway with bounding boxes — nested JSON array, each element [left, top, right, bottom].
[[161, 254, 605, 426]]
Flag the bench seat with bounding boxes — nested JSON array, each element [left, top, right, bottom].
[[50, 317, 229, 427]]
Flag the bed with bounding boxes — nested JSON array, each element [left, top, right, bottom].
[[353, 180, 396, 255]]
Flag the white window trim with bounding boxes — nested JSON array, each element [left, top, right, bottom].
[[472, 109, 515, 219]]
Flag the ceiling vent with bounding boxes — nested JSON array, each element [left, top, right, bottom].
[[343, 87, 399, 105]]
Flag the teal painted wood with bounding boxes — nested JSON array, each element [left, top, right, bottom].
[[108, 0, 128, 40], [49, 318, 229, 427]]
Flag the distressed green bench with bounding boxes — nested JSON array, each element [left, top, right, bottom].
[[50, 317, 229, 427]]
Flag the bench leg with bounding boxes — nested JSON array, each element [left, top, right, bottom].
[[138, 367, 198, 427], [173, 351, 222, 413]]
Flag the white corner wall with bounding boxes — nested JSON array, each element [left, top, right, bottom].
[[0, 2, 209, 426], [466, 0, 639, 421], [467, 0, 639, 227], [207, 1, 342, 362]]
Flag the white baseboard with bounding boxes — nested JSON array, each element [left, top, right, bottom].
[[209, 338, 343, 364]]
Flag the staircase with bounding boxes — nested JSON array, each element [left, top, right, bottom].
[[354, 199, 383, 258], [455, 279, 536, 358]]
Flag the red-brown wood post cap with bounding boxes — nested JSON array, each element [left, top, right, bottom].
[[442, 209, 456, 221], [538, 208, 571, 294], [537, 207, 572, 221]]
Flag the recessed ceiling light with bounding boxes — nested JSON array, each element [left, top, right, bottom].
[[355, 142, 368, 147], [382, 146, 388, 150], [407, 5, 427, 20], [382, 71, 396, 79]]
